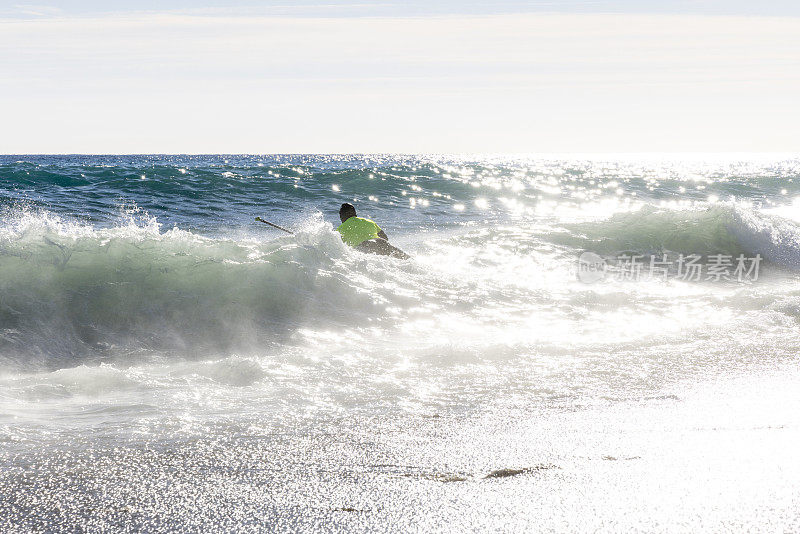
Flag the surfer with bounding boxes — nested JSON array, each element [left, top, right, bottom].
[[337, 203, 409, 259]]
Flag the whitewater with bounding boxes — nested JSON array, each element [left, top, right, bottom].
[[1, 155, 799, 532]]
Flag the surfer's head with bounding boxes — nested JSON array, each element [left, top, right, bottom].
[[339, 203, 356, 223]]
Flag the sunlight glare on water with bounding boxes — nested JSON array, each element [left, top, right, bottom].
[[0, 155, 799, 531]]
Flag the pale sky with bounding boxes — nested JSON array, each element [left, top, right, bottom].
[[1, 1, 799, 153]]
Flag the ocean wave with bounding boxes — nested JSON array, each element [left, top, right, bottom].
[[0, 210, 412, 370], [550, 204, 800, 266], [2, 199, 800, 372]]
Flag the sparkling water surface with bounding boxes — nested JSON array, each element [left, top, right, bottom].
[[1, 155, 799, 532]]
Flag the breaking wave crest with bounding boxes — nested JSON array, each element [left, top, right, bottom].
[[0, 210, 410, 370], [551, 205, 800, 267]]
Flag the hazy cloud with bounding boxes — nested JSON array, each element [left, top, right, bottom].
[[2, 12, 799, 152]]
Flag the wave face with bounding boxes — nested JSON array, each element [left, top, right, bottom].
[[2, 155, 800, 371], [0, 210, 411, 369], [556, 204, 800, 265]]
